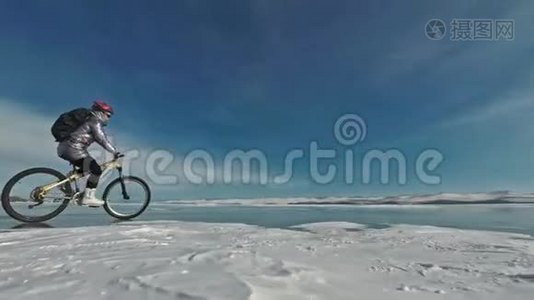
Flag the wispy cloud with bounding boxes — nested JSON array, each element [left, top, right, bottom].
[[441, 90, 534, 128], [0, 99, 59, 166], [0, 98, 298, 199]]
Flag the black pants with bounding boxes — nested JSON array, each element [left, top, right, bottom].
[[71, 157, 102, 189]]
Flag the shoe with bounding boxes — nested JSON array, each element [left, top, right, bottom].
[[81, 188, 105, 207]]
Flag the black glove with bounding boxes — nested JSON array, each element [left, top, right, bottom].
[[114, 152, 123, 159]]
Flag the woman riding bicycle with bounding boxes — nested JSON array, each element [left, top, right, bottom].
[[57, 100, 119, 207], [2, 101, 150, 223]]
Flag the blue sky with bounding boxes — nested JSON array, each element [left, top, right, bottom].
[[0, 0, 533, 200]]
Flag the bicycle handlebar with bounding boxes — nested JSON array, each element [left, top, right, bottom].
[[114, 153, 125, 159]]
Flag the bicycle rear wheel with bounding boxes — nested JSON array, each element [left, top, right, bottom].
[[102, 176, 150, 220], [1, 168, 73, 223]]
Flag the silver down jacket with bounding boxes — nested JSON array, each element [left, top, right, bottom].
[[57, 111, 117, 161]]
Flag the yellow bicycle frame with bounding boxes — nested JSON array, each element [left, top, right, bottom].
[[38, 159, 122, 198]]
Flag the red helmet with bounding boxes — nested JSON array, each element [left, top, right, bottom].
[[92, 100, 114, 115]]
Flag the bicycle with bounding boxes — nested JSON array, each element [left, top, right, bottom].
[[1, 154, 151, 223]]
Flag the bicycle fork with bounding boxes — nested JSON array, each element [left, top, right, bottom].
[[118, 167, 130, 200]]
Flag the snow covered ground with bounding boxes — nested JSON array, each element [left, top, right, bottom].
[[0, 221, 533, 300]]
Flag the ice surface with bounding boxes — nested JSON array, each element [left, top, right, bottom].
[[0, 221, 533, 299]]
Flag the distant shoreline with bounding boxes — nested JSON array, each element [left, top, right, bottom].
[[162, 191, 534, 206]]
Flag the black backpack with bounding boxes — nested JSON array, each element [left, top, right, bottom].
[[51, 108, 92, 142]]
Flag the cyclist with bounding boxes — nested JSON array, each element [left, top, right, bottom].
[[57, 100, 119, 207]]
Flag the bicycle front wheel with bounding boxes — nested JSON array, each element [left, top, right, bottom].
[[1, 168, 73, 223], [102, 176, 151, 220]]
